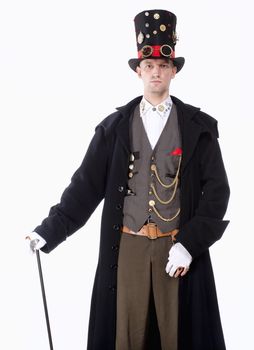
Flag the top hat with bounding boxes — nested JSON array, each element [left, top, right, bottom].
[[128, 9, 185, 73]]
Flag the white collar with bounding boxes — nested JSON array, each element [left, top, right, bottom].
[[140, 96, 172, 118]]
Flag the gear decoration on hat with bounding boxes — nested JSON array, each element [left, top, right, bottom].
[[172, 31, 179, 44], [160, 24, 166, 32], [138, 31, 144, 44]]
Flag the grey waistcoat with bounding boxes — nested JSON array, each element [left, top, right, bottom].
[[123, 103, 182, 233]]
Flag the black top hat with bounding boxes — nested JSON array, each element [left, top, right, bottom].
[[128, 9, 185, 73]]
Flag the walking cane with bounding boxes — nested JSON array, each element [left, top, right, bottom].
[[35, 248, 54, 350]]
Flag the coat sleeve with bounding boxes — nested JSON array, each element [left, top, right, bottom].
[[34, 125, 108, 253], [176, 127, 230, 258]]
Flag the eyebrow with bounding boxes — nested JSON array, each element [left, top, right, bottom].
[[142, 60, 170, 65]]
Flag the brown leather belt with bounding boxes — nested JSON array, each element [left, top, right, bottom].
[[122, 224, 179, 240]]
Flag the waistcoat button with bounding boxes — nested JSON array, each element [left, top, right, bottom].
[[118, 186, 124, 192], [130, 154, 135, 161]]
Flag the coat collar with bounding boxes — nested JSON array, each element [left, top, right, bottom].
[[115, 95, 211, 173]]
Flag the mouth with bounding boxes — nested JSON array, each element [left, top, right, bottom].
[[150, 80, 161, 83]]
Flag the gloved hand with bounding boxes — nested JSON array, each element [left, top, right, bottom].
[[26, 231, 46, 253], [165, 242, 192, 278]]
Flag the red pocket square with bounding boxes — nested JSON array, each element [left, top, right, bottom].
[[170, 148, 182, 156]]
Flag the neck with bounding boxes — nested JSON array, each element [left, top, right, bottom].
[[143, 91, 169, 106]]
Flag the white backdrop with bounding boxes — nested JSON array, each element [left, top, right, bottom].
[[1, 0, 253, 349]]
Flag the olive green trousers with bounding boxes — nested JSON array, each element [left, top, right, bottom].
[[116, 233, 178, 350]]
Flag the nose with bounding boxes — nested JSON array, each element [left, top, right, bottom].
[[152, 65, 160, 77]]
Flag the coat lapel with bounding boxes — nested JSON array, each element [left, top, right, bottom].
[[115, 96, 142, 154], [115, 112, 131, 153], [172, 96, 203, 174]]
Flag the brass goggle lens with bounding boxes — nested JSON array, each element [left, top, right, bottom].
[[160, 45, 173, 57], [141, 45, 153, 58]]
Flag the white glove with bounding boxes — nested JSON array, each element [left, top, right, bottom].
[[165, 242, 192, 277], [26, 231, 46, 253]]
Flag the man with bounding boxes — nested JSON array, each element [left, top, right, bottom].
[[27, 9, 230, 350]]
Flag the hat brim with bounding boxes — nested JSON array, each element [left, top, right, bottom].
[[128, 57, 185, 73]]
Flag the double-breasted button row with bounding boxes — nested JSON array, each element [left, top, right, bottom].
[[110, 264, 118, 270], [108, 285, 116, 293], [118, 186, 124, 192]]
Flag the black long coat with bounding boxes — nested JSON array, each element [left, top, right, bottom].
[[36, 95, 230, 350]]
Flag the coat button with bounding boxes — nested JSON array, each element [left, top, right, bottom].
[[118, 186, 124, 192], [113, 224, 120, 231], [110, 264, 118, 269], [116, 204, 122, 210], [112, 245, 119, 251], [109, 285, 116, 293]]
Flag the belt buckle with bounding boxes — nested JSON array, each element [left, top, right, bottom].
[[147, 223, 158, 240]]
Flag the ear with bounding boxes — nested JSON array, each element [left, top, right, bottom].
[[136, 66, 142, 78], [171, 66, 177, 79]]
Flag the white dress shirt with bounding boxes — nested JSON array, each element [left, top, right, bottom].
[[139, 95, 173, 149]]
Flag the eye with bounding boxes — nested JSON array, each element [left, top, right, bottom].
[[142, 62, 154, 71]]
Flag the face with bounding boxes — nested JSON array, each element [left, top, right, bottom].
[[136, 58, 177, 97]]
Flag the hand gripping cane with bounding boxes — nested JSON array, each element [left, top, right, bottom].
[[32, 239, 54, 350]]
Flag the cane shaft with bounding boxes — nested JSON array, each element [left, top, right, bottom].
[[36, 250, 54, 350]]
